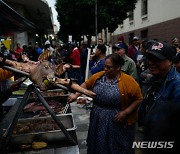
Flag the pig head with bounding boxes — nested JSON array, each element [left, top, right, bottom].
[[29, 60, 57, 90]]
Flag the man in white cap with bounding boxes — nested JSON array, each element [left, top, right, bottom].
[[128, 36, 141, 62], [44, 40, 54, 54]]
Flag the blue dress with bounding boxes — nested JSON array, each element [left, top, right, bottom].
[[87, 75, 135, 154]]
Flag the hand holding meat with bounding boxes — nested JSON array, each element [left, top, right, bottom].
[[9, 78, 24, 92]]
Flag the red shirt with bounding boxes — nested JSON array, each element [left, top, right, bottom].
[[70, 47, 81, 66], [15, 47, 23, 59]]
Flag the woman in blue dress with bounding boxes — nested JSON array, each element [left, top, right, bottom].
[[68, 54, 143, 154]]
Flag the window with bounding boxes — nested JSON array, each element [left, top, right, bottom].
[[129, 10, 134, 23], [141, 0, 148, 17], [120, 24, 123, 29], [129, 33, 134, 45], [141, 29, 148, 40]]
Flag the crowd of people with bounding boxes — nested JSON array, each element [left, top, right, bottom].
[[68, 36, 180, 154], [0, 36, 180, 153]]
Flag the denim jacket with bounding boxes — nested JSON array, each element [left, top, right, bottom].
[[139, 66, 180, 122]]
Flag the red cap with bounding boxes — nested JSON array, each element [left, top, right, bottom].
[[118, 36, 124, 42]]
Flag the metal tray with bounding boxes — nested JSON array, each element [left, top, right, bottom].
[[28, 95, 69, 104], [9, 113, 76, 145], [29, 89, 68, 98]]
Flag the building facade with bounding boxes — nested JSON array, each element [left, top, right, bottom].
[[1, 0, 54, 49], [112, 0, 180, 45]]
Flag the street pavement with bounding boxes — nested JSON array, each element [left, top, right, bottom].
[[71, 102, 90, 154], [71, 102, 144, 154]]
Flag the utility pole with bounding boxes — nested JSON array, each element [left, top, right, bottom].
[[95, 0, 97, 44]]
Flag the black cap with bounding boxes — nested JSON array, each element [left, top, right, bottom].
[[147, 42, 175, 60], [112, 43, 126, 50]]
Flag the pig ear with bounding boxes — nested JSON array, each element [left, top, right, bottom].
[[55, 63, 64, 76], [38, 49, 50, 61]]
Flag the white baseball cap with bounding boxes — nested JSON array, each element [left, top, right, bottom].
[[133, 36, 139, 40], [44, 40, 50, 45]]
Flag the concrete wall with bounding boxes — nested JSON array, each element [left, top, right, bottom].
[[14, 32, 28, 48], [7, 3, 28, 49], [114, 0, 180, 35], [112, 0, 180, 45], [113, 17, 180, 45]]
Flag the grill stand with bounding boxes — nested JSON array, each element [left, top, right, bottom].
[[0, 84, 77, 152]]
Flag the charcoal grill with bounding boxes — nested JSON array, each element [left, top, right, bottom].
[[0, 84, 77, 152], [9, 113, 77, 145]]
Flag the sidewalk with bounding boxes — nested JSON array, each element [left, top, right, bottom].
[[71, 102, 90, 154]]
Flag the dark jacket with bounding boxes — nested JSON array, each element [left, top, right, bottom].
[[139, 66, 180, 123]]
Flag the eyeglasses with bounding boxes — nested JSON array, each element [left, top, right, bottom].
[[104, 64, 115, 70]]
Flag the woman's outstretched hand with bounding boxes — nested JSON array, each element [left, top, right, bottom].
[[67, 93, 79, 103]]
